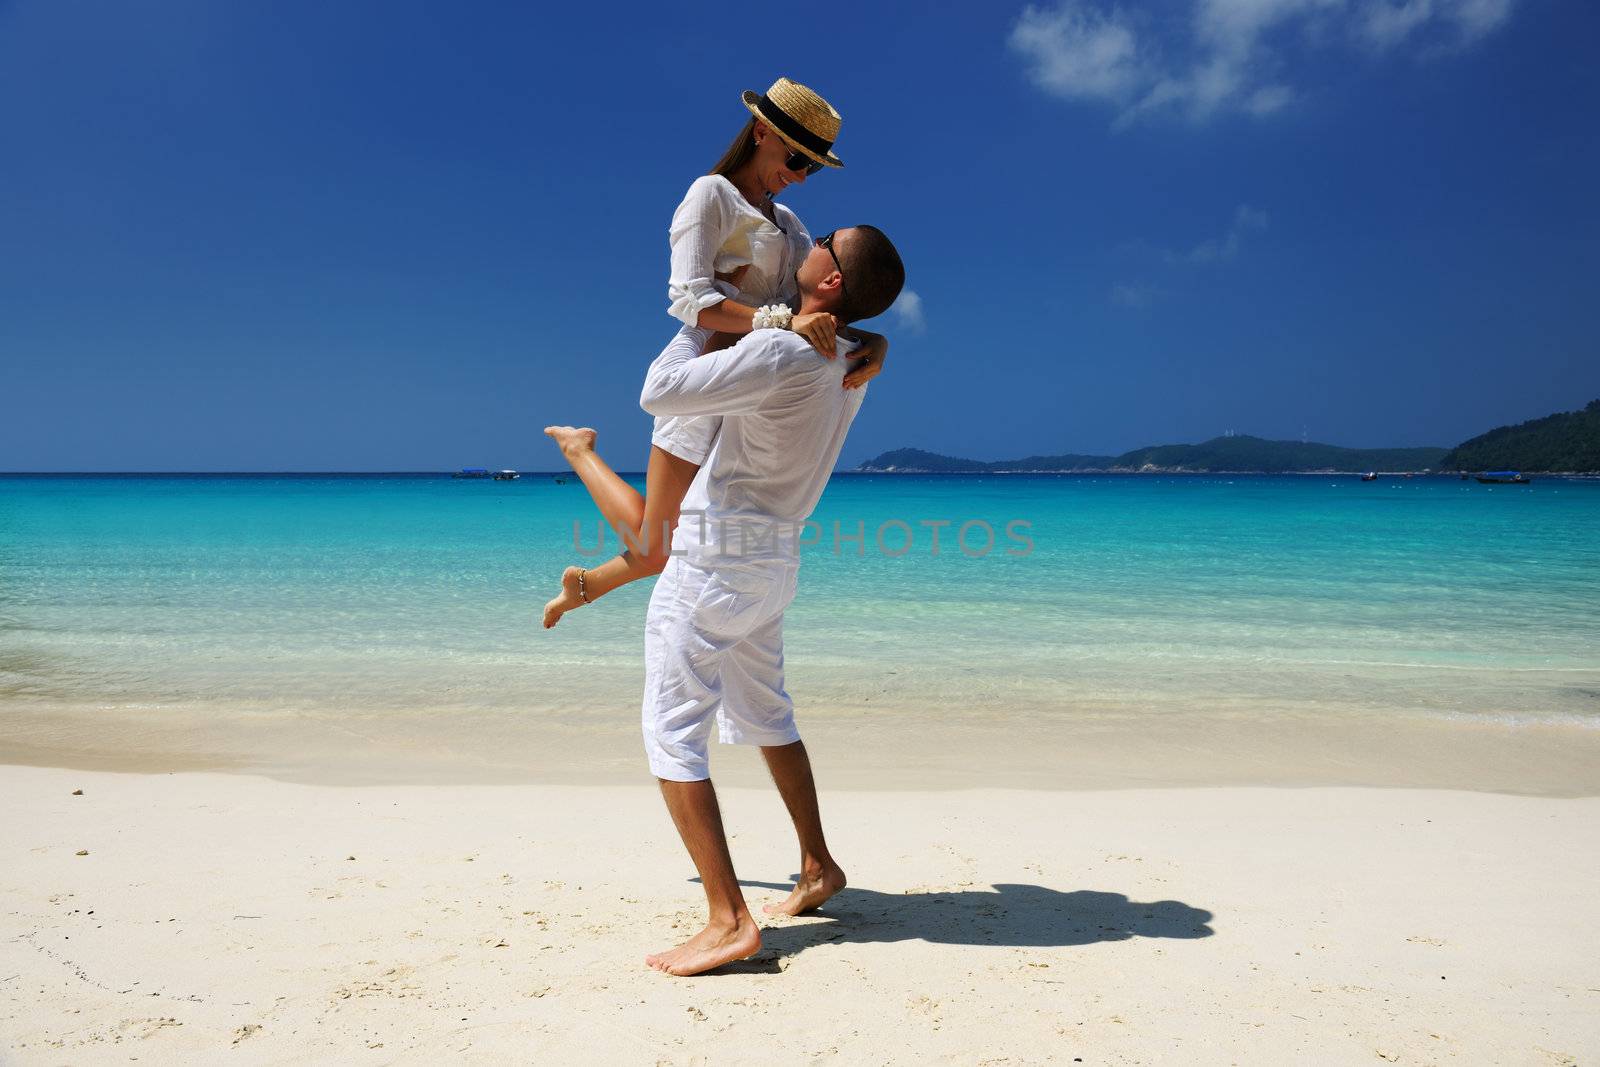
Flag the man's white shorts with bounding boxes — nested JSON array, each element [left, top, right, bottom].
[[642, 554, 801, 781]]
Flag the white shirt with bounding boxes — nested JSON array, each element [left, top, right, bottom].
[[639, 325, 865, 561], [666, 175, 812, 326]]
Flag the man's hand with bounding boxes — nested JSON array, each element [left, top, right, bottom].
[[842, 330, 888, 390], [791, 311, 838, 358]]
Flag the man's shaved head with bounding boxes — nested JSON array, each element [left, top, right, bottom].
[[835, 225, 905, 324]]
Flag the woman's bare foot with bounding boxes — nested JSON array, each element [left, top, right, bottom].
[[542, 566, 586, 629], [645, 916, 761, 977], [543, 425, 597, 466], [762, 863, 847, 917]]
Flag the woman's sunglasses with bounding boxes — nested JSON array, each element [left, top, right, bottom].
[[782, 148, 825, 176]]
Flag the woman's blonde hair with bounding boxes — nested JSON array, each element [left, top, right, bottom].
[[710, 118, 758, 178]]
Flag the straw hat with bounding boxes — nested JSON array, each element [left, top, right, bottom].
[[741, 78, 843, 169]]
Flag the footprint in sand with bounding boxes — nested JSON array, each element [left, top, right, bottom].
[[120, 1017, 181, 1040]]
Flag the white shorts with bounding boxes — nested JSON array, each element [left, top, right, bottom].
[[651, 413, 721, 467], [641, 555, 801, 781]]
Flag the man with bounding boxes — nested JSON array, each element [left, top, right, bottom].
[[635, 225, 906, 977]]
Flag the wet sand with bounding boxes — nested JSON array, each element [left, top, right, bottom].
[[4, 699, 1600, 796]]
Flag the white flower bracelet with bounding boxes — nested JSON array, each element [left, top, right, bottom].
[[751, 303, 793, 331]]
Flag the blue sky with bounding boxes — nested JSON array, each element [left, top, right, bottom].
[[2, 0, 1596, 471]]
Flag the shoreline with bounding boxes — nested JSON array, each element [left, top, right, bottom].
[[6, 700, 1599, 796]]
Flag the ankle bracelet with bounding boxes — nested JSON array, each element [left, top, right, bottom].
[[577, 569, 589, 603]]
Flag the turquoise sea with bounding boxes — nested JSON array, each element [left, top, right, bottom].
[[2, 473, 1598, 735]]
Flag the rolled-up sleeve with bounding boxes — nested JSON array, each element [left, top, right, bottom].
[[666, 176, 737, 326], [640, 327, 779, 419]]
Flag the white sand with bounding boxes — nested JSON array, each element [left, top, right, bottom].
[[3, 764, 1596, 1064]]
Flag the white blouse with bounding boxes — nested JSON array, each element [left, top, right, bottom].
[[666, 174, 813, 327]]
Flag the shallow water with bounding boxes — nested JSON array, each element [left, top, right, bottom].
[[2, 472, 1597, 734]]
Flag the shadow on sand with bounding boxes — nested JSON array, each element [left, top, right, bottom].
[[698, 878, 1214, 973]]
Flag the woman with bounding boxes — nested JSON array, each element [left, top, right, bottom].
[[541, 78, 886, 628]]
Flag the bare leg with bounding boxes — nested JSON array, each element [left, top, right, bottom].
[[645, 779, 762, 976], [541, 550, 662, 630], [760, 741, 847, 916], [544, 324, 727, 556], [543, 426, 647, 542], [636, 445, 702, 561], [541, 441, 700, 628]]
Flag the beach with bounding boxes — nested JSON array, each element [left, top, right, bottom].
[[4, 472, 1599, 1062], [9, 0, 1600, 1056], [4, 765, 1597, 1064]]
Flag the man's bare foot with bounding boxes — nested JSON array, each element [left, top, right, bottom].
[[644, 917, 761, 977], [763, 863, 847, 916], [542, 425, 597, 466], [541, 565, 586, 629]]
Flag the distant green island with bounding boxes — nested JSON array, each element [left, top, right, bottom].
[[1439, 399, 1600, 473], [857, 399, 1600, 475]]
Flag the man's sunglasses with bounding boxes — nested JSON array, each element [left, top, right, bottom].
[[816, 231, 850, 303]]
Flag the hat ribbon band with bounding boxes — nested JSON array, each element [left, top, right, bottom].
[[754, 94, 833, 159]]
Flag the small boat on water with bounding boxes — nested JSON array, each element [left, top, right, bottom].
[[1475, 471, 1530, 484], [492, 469, 520, 481], [451, 468, 490, 479], [1360, 472, 1377, 482]]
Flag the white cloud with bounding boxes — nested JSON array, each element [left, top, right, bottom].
[[1244, 84, 1296, 115], [1194, 0, 1344, 52], [1359, 0, 1434, 49], [1447, 0, 1516, 42], [1114, 205, 1265, 302], [1009, 0, 1519, 125], [1009, 3, 1149, 106], [1167, 204, 1269, 265], [890, 289, 926, 334], [1358, 0, 1515, 51], [1110, 282, 1160, 308]]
